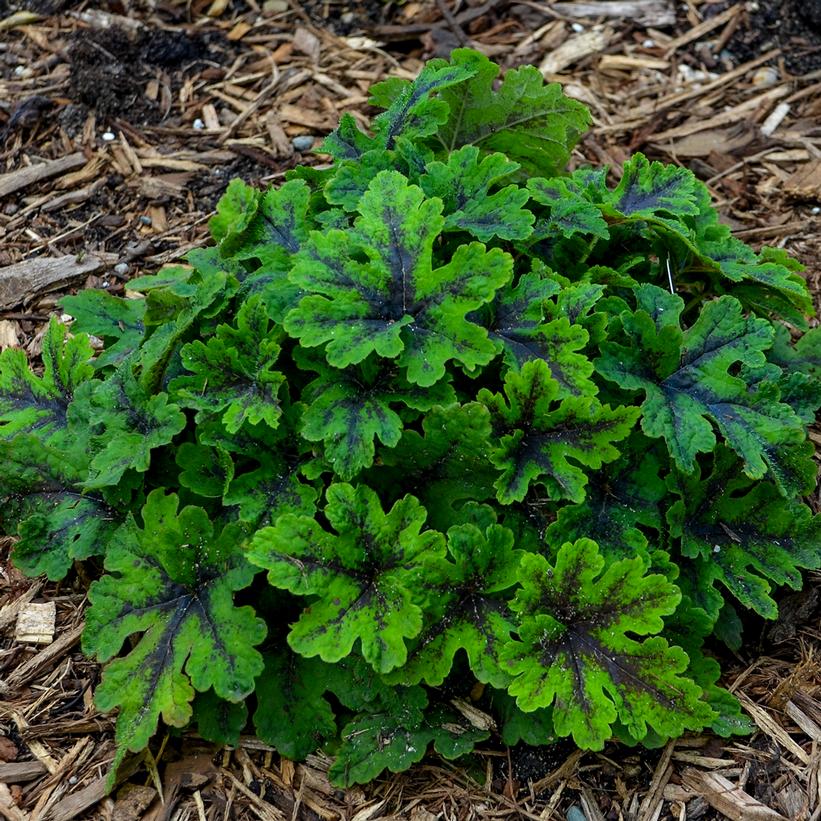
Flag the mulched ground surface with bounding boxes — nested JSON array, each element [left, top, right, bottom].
[[1, 0, 820, 818]]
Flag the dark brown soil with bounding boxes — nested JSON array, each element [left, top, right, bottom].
[[67, 25, 218, 123], [721, 0, 821, 74]]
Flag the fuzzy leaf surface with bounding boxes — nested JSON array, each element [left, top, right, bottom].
[[391, 519, 521, 688], [605, 153, 700, 220], [420, 146, 533, 240], [371, 61, 475, 148], [528, 177, 609, 240], [75, 366, 187, 488], [547, 438, 666, 560], [300, 358, 455, 479], [596, 287, 804, 478], [502, 539, 713, 748], [285, 170, 511, 385], [434, 49, 590, 176], [377, 403, 497, 529], [668, 449, 821, 619], [1, 435, 118, 580], [248, 484, 446, 673], [479, 272, 597, 397], [83, 490, 266, 758], [61, 290, 146, 369], [330, 688, 489, 787]]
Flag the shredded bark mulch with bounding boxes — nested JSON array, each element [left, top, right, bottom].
[[1, 0, 820, 818]]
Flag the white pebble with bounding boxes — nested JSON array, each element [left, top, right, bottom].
[[812, 206, 820, 215], [571, 22, 584, 32], [193, 118, 205, 130], [102, 131, 116, 142], [642, 38, 655, 48], [751, 66, 779, 87]]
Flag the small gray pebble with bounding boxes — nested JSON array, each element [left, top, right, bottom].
[[114, 262, 129, 276], [566, 806, 588, 821], [292, 135, 315, 151]]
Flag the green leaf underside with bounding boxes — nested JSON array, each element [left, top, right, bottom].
[[596, 287, 803, 480], [481, 360, 639, 503], [61, 290, 146, 369], [248, 484, 446, 673], [503, 540, 713, 748], [285, 170, 512, 386], [84, 491, 265, 757]]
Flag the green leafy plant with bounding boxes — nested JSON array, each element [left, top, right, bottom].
[[2, 48, 819, 786]]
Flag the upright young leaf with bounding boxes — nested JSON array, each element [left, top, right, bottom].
[[170, 297, 285, 433], [479, 360, 638, 504], [699, 234, 813, 322], [248, 484, 447, 673], [668, 448, 821, 619], [1, 435, 119, 580], [0, 318, 94, 445], [502, 540, 713, 748], [420, 146, 534, 241], [390, 518, 522, 688], [596, 286, 805, 478], [285, 171, 512, 385], [604, 153, 700, 221], [135, 250, 236, 390], [209, 178, 260, 249], [434, 49, 591, 176], [83, 491, 266, 763], [320, 112, 378, 160], [371, 61, 476, 149]]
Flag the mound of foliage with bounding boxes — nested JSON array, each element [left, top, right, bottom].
[[2, 49, 820, 785]]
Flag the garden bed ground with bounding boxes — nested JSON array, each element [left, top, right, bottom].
[[1, 0, 820, 818]]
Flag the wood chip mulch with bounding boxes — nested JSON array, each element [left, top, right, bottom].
[[1, 0, 821, 819]]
